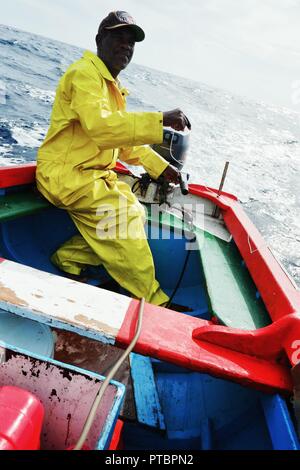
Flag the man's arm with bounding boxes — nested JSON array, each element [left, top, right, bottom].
[[69, 68, 164, 149], [119, 145, 169, 180]]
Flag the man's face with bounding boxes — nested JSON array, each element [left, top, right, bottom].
[[98, 27, 136, 76]]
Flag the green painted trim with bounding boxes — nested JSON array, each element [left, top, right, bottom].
[[146, 206, 271, 330], [0, 190, 51, 222], [197, 231, 271, 330]]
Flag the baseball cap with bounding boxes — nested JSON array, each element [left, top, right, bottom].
[[98, 11, 145, 42]]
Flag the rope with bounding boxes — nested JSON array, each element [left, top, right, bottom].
[[168, 130, 185, 168], [73, 297, 145, 450]]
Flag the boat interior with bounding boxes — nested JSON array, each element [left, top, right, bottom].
[[0, 182, 271, 329], [0, 181, 299, 450]]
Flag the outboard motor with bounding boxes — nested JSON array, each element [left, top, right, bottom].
[[132, 128, 194, 230], [131, 128, 191, 205], [152, 129, 190, 171], [151, 129, 190, 198]]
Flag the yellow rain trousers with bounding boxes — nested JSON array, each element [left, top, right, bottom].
[[36, 50, 169, 305]]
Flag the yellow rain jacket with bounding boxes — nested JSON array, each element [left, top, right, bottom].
[[36, 50, 169, 305]]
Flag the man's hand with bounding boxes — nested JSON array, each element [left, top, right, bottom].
[[161, 164, 180, 184], [163, 109, 191, 131]]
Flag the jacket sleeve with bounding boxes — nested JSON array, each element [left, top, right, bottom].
[[119, 145, 169, 180], [69, 68, 164, 150]]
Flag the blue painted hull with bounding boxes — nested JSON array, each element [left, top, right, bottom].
[[126, 357, 298, 450]]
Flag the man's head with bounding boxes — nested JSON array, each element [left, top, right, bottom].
[[96, 11, 145, 78]]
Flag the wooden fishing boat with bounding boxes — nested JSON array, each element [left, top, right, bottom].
[[0, 162, 299, 450]]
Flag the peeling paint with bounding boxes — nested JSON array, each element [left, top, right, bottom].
[[0, 346, 124, 450], [75, 314, 119, 337], [0, 282, 29, 307], [49, 388, 61, 402], [65, 413, 72, 447], [59, 368, 73, 382], [0, 260, 130, 344]]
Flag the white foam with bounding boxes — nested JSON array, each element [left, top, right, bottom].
[[21, 84, 55, 104], [0, 144, 12, 156], [11, 124, 46, 148], [0, 147, 28, 167]]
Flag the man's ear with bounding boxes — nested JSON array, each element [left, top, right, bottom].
[[95, 34, 100, 48]]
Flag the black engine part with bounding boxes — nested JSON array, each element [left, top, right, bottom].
[[152, 129, 190, 171]]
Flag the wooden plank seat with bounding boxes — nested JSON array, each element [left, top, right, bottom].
[[0, 259, 292, 393]]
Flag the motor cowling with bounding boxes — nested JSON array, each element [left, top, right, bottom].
[[152, 129, 190, 171]]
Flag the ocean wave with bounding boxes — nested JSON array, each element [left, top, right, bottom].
[[130, 71, 163, 87], [127, 96, 157, 112], [3, 57, 50, 81], [0, 143, 13, 155], [0, 123, 17, 144], [20, 84, 55, 104], [0, 152, 32, 166], [11, 123, 46, 147], [0, 118, 46, 148], [0, 38, 16, 47], [1, 36, 53, 62]]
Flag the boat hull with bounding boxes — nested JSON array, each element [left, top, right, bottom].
[[0, 163, 299, 450]]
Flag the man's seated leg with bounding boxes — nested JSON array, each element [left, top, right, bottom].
[[51, 234, 101, 277], [67, 210, 169, 305]]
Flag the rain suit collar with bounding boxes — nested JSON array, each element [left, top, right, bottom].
[[83, 50, 115, 82], [83, 50, 130, 97]]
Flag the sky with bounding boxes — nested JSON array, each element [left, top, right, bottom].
[[2, 0, 300, 110]]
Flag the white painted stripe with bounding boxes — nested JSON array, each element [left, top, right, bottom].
[[0, 260, 130, 344]]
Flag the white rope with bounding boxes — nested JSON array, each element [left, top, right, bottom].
[[73, 297, 145, 450], [168, 130, 185, 168]]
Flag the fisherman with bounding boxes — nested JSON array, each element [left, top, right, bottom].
[[36, 11, 191, 305]]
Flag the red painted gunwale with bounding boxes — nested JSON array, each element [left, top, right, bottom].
[[0, 162, 130, 190], [0, 163, 36, 189], [188, 184, 300, 323], [116, 299, 292, 394]]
